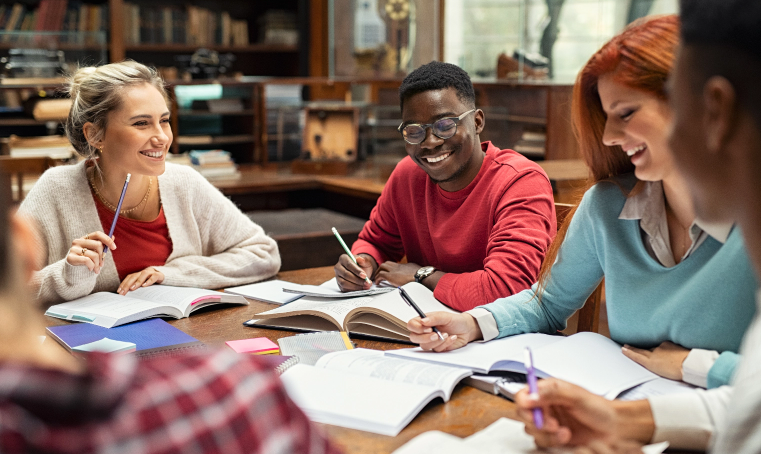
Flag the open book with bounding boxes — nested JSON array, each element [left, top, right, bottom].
[[280, 348, 472, 436], [45, 285, 248, 328], [245, 282, 457, 342], [387, 332, 659, 399]]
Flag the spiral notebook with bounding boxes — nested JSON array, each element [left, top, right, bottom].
[[46, 318, 205, 358]]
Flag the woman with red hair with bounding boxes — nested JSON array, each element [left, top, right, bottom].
[[407, 15, 757, 390]]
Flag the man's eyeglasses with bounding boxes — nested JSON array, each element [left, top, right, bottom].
[[398, 109, 476, 145]]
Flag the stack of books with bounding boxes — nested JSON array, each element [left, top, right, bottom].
[[258, 10, 298, 46], [188, 149, 239, 180]]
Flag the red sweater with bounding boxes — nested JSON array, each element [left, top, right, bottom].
[[93, 195, 173, 281], [352, 142, 556, 311]]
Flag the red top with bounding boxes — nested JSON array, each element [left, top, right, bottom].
[[92, 194, 173, 281], [352, 142, 557, 311]]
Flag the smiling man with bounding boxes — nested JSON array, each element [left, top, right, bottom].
[[333, 61, 556, 311]]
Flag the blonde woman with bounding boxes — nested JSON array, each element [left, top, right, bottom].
[[19, 61, 280, 305]]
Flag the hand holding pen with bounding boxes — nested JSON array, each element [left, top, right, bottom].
[[65, 174, 129, 273], [332, 227, 376, 291]]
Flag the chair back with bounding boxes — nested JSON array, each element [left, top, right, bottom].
[[553, 202, 602, 333], [0, 156, 56, 202]]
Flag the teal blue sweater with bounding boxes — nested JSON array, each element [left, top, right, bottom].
[[482, 175, 758, 388]]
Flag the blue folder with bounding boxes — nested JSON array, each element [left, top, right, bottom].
[[46, 319, 205, 358]]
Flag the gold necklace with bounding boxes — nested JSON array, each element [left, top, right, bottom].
[[89, 172, 152, 215], [667, 207, 693, 256]]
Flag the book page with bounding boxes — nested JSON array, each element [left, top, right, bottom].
[[315, 349, 471, 400], [350, 282, 458, 327], [45, 292, 177, 328], [386, 332, 561, 374], [281, 364, 442, 436], [127, 285, 243, 316], [532, 332, 658, 398], [255, 296, 373, 329]]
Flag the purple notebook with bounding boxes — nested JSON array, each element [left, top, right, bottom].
[[46, 318, 205, 358]]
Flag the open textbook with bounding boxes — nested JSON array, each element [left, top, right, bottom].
[[392, 417, 669, 454], [280, 348, 472, 436], [45, 285, 248, 328], [245, 282, 457, 342], [387, 332, 659, 399]]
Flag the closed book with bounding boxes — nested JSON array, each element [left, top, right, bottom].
[[46, 318, 205, 358]]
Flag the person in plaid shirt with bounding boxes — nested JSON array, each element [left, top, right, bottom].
[[0, 181, 339, 454]]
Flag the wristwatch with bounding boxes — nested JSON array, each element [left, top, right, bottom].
[[414, 266, 436, 283]]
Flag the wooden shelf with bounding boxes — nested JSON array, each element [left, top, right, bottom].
[[177, 134, 255, 146], [177, 109, 256, 117], [125, 44, 298, 53], [0, 118, 54, 126]]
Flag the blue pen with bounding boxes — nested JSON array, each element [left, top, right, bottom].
[[524, 347, 544, 429], [103, 173, 130, 255]]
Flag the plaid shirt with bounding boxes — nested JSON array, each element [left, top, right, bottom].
[[0, 350, 340, 454]]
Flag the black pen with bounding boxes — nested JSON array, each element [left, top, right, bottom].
[[399, 286, 445, 341]]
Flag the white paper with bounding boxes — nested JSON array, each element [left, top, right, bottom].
[[225, 279, 303, 305], [282, 278, 394, 298], [393, 417, 670, 454], [617, 377, 698, 401]]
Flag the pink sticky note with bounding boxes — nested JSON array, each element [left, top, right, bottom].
[[225, 337, 279, 354]]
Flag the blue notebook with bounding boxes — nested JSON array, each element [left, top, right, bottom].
[[46, 319, 205, 358]]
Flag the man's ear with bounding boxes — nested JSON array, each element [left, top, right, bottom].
[[82, 122, 103, 150], [703, 76, 737, 155], [474, 108, 485, 135]]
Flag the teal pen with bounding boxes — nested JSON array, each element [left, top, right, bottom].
[[331, 227, 372, 284]]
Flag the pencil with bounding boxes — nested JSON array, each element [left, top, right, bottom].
[[332, 227, 372, 284], [103, 173, 131, 255]]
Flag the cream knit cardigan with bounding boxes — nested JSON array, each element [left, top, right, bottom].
[[19, 161, 281, 306]]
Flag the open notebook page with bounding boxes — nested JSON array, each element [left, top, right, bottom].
[[386, 332, 561, 373], [282, 278, 394, 298], [315, 349, 471, 400]]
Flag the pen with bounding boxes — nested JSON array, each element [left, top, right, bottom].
[[524, 347, 544, 429], [104, 173, 130, 255], [398, 286, 445, 341], [332, 227, 372, 284]]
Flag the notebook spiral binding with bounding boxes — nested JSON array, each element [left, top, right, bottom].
[[135, 343, 208, 359], [275, 356, 300, 375]]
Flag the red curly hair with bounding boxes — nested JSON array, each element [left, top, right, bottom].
[[537, 15, 680, 298]]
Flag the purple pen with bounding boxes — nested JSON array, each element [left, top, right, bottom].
[[524, 347, 545, 429], [103, 173, 130, 255]]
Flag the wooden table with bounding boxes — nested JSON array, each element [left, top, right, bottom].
[[45, 266, 518, 454]]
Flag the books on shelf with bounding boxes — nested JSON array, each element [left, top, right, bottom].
[[8, 134, 73, 159], [44, 285, 248, 328], [123, 3, 250, 47], [245, 282, 458, 343], [188, 149, 240, 179], [0, 1, 108, 44]]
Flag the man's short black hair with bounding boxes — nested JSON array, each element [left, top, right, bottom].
[[680, 0, 761, 63], [399, 61, 476, 111], [680, 0, 761, 125]]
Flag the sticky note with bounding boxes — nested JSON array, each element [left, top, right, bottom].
[[72, 337, 137, 354], [226, 337, 280, 355]]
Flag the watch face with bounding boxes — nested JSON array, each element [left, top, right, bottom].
[[416, 266, 436, 281]]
